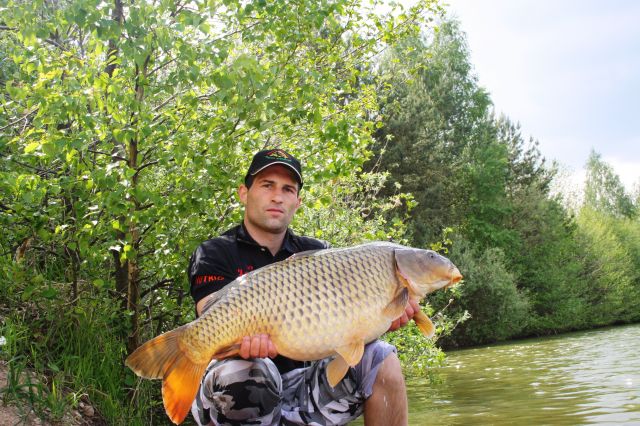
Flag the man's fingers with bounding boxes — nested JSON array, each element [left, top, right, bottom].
[[408, 299, 420, 318], [405, 305, 415, 319], [240, 336, 251, 359], [250, 335, 261, 358], [387, 300, 424, 333], [389, 318, 400, 331], [268, 339, 278, 358], [259, 334, 270, 358], [239, 334, 275, 359]]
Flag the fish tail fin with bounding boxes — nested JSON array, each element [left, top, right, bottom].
[[162, 354, 208, 424], [125, 325, 209, 424]]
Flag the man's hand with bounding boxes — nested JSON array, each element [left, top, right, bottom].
[[387, 299, 421, 332], [239, 334, 278, 359]]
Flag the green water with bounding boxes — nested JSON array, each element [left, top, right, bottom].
[[403, 323, 640, 425]]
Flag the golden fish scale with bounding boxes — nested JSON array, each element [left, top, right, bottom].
[[182, 243, 402, 362]]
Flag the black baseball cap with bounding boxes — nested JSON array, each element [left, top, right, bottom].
[[244, 149, 303, 189]]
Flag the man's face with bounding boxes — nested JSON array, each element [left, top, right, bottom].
[[239, 165, 301, 235]]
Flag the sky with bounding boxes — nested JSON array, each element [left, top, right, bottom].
[[443, 0, 640, 192]]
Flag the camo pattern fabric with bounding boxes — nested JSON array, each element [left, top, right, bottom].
[[191, 340, 395, 426]]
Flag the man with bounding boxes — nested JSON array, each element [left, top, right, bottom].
[[188, 149, 420, 426]]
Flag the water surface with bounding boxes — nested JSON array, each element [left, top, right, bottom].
[[405, 324, 640, 425]]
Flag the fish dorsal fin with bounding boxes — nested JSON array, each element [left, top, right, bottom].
[[200, 286, 233, 314], [286, 249, 325, 261], [327, 340, 365, 387], [382, 287, 409, 319], [413, 309, 436, 338]]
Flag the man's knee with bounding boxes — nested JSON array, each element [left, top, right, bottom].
[[195, 358, 283, 425], [352, 340, 397, 397], [374, 352, 405, 391]]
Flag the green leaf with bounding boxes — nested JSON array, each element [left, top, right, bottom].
[[24, 142, 40, 153], [41, 287, 58, 299]]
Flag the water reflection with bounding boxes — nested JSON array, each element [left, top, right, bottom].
[[408, 324, 640, 425]]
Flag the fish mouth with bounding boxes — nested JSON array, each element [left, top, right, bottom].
[[445, 267, 463, 289]]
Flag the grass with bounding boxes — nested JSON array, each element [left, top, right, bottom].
[[0, 294, 164, 425]]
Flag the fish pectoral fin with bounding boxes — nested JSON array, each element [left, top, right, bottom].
[[326, 355, 349, 388], [212, 343, 241, 360], [383, 287, 409, 319], [413, 309, 436, 338]]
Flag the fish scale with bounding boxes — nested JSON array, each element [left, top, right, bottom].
[[126, 241, 462, 424]]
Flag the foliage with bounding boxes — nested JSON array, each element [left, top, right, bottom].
[[576, 208, 640, 325], [1, 0, 443, 422], [584, 151, 636, 218], [384, 322, 447, 377], [367, 20, 492, 247], [436, 235, 530, 347], [2, 2, 639, 422], [370, 18, 640, 348]]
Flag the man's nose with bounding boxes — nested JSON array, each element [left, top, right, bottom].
[[271, 189, 284, 202]]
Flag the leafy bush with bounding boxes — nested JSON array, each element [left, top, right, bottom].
[[438, 236, 530, 347]]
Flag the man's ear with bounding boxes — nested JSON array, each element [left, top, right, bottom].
[[238, 184, 248, 205]]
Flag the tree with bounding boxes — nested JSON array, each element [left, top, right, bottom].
[[1, 0, 442, 421], [368, 20, 492, 247], [438, 235, 529, 347], [584, 150, 636, 218]]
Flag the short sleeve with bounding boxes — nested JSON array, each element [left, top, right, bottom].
[[188, 242, 235, 304]]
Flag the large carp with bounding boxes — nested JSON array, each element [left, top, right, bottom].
[[126, 242, 462, 424]]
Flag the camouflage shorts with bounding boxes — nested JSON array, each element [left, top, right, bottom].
[[191, 340, 396, 426]]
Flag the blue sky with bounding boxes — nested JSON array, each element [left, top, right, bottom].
[[443, 0, 639, 191]]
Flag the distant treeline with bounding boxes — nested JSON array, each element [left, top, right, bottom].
[[369, 21, 640, 348], [1, 1, 638, 423]]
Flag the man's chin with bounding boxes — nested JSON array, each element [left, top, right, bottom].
[[258, 220, 288, 234]]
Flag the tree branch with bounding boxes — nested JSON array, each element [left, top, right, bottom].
[[140, 279, 174, 299], [0, 109, 38, 132], [87, 148, 128, 162]]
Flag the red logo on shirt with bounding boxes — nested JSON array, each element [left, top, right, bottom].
[[194, 275, 225, 286], [236, 265, 254, 276]]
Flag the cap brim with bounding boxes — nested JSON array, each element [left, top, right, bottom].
[[250, 161, 303, 185]]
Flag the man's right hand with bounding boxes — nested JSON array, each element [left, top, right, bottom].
[[239, 334, 278, 359]]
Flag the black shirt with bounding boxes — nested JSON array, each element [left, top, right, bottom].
[[188, 223, 329, 373]]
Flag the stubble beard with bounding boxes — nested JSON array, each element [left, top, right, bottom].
[[249, 215, 288, 235]]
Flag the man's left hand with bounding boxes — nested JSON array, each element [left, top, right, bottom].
[[387, 299, 421, 332]]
